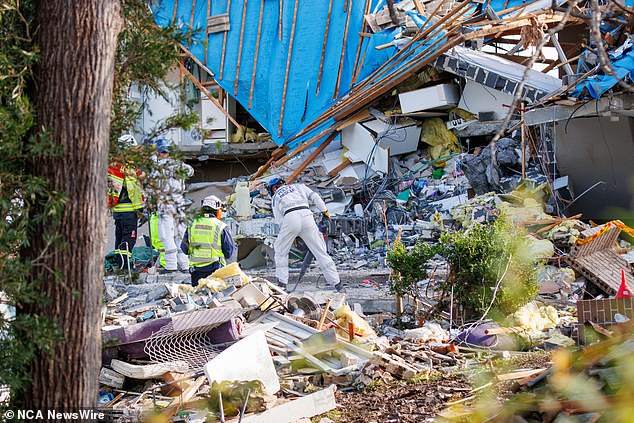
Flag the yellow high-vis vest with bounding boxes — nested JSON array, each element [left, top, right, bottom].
[[188, 216, 226, 268], [149, 214, 166, 268], [110, 166, 144, 212]]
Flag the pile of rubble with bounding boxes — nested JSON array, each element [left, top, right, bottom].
[[99, 203, 634, 421]]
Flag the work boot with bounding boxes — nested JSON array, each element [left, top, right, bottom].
[[158, 268, 178, 275], [273, 277, 287, 291], [334, 283, 344, 292]]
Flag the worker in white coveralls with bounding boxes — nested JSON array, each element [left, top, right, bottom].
[[267, 177, 342, 291], [151, 138, 194, 274]]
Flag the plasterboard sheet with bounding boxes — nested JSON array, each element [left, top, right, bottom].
[[334, 165, 361, 185], [458, 80, 515, 120], [320, 148, 347, 173], [204, 331, 280, 396], [326, 197, 352, 216], [342, 123, 389, 174], [241, 385, 336, 423]]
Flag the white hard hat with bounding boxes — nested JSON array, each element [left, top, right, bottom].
[[202, 195, 222, 210], [118, 134, 138, 147]]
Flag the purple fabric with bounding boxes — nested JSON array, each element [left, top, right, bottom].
[[206, 318, 243, 344], [456, 323, 499, 348]]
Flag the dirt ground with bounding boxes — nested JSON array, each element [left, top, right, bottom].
[[329, 375, 472, 423]]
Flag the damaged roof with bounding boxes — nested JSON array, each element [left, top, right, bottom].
[[151, 0, 570, 147]]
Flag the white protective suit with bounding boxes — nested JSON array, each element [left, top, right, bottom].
[[272, 183, 340, 286], [152, 156, 194, 271]]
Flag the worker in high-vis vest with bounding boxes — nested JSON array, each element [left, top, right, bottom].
[[181, 195, 237, 286], [107, 157, 144, 271], [149, 214, 167, 269]]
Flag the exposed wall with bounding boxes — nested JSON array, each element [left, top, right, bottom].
[[555, 116, 634, 219]]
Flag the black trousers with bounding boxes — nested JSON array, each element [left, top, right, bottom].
[[191, 262, 221, 287], [114, 213, 138, 270]]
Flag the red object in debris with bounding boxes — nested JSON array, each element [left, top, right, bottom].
[[615, 270, 632, 299]]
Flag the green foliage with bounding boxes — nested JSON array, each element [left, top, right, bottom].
[[461, 331, 634, 422], [0, 0, 199, 405], [385, 219, 539, 320], [386, 241, 442, 297], [440, 220, 539, 320], [110, 0, 196, 145], [0, 0, 63, 401]]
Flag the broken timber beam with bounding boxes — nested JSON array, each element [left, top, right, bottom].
[[207, 14, 230, 33], [464, 16, 573, 40], [204, 0, 211, 64], [172, 0, 179, 22], [179, 44, 215, 78], [328, 158, 352, 177], [274, 135, 321, 167], [351, 0, 372, 86], [316, 0, 335, 95], [289, 0, 471, 142], [286, 132, 339, 183], [249, 0, 265, 109], [250, 146, 290, 181], [178, 62, 240, 128]]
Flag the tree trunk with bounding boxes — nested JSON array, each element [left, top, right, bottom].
[[21, 0, 121, 413]]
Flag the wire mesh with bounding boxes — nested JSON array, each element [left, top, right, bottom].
[[144, 307, 244, 370]]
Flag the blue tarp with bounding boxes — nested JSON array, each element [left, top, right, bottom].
[[152, 0, 399, 146], [571, 43, 634, 99], [151, 0, 549, 146]]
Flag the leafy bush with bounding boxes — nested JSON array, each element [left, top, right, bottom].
[[386, 240, 442, 298], [440, 219, 538, 320], [385, 219, 538, 321]]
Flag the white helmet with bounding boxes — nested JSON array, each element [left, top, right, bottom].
[[202, 195, 222, 210], [118, 134, 138, 147]]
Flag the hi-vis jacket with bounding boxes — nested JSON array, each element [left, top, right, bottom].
[[149, 214, 167, 268], [108, 164, 144, 213], [187, 216, 228, 268]]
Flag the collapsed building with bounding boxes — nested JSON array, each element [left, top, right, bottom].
[[96, 0, 634, 420], [137, 0, 634, 272]]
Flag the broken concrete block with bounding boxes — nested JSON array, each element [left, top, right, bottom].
[[104, 284, 121, 302], [100, 367, 125, 389], [352, 303, 364, 316], [144, 284, 169, 302], [369, 352, 418, 380], [336, 350, 360, 367]]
